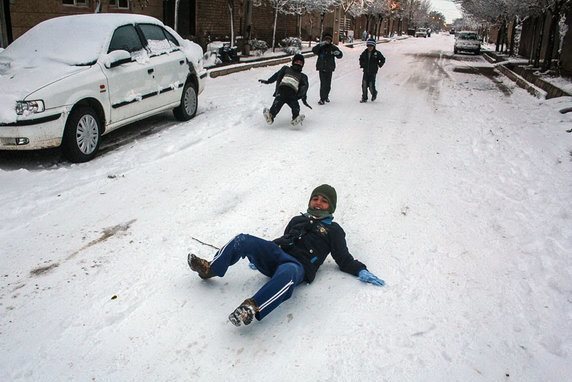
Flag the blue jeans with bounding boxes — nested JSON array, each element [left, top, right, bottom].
[[210, 234, 305, 320], [362, 73, 377, 100]]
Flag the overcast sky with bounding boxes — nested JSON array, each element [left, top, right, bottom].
[[430, 0, 463, 23]]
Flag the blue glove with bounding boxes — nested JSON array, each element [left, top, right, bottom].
[[333, 50, 341, 56], [358, 269, 385, 286], [248, 262, 257, 270]]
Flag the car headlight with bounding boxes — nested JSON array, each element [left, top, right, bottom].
[[16, 100, 45, 115]]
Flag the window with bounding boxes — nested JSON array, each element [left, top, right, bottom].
[[109, 0, 130, 8], [62, 0, 89, 6], [139, 24, 179, 55], [108, 25, 144, 54]]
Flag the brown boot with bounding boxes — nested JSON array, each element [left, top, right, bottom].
[[228, 298, 259, 326], [187, 254, 214, 279]]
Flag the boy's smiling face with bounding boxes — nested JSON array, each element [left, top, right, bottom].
[[309, 195, 330, 212]]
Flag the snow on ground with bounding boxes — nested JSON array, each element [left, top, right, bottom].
[[1, 33, 571, 381]]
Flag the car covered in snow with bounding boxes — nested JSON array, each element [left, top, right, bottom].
[[415, 28, 428, 38], [454, 31, 482, 55], [0, 14, 206, 162]]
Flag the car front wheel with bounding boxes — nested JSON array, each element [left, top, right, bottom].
[[173, 80, 198, 121], [62, 106, 101, 163]]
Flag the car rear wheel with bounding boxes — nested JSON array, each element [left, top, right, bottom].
[[173, 80, 198, 121], [62, 106, 101, 163]]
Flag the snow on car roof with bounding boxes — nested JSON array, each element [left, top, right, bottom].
[[1, 14, 163, 65]]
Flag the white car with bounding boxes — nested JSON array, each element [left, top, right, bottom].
[[0, 14, 206, 162], [454, 31, 482, 55], [415, 28, 428, 38]]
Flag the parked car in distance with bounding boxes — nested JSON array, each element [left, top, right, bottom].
[[415, 28, 428, 38], [454, 31, 482, 55], [0, 14, 207, 162]]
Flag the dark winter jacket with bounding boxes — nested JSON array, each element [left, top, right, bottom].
[[312, 43, 343, 72], [266, 65, 309, 100], [273, 214, 366, 283], [359, 48, 386, 75]]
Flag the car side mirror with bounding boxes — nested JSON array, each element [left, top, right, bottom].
[[103, 50, 132, 69]]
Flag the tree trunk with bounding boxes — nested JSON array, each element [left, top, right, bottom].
[[174, 0, 180, 32], [242, 0, 253, 55], [319, 13, 325, 41], [534, 12, 546, 67], [272, 8, 278, 52], [509, 17, 516, 56], [228, 2, 235, 46], [542, 5, 560, 71]]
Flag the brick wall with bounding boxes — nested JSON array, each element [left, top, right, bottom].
[[8, 0, 162, 40]]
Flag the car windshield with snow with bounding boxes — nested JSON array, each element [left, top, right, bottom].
[[0, 14, 206, 162]]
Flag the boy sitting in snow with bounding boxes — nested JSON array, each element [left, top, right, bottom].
[[188, 184, 385, 327], [259, 53, 309, 126]]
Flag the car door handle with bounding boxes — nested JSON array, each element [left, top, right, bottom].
[[148, 68, 154, 74]]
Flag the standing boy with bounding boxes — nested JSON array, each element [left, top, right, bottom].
[[259, 53, 309, 126], [359, 38, 386, 103], [312, 33, 343, 105], [188, 184, 385, 327]]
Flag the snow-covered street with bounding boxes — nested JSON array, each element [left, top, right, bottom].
[[1, 33, 571, 381]]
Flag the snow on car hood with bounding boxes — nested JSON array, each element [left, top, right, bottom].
[[0, 57, 88, 123]]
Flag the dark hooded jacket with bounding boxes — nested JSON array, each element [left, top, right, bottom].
[[359, 48, 386, 75], [312, 43, 343, 72], [266, 65, 309, 100], [273, 214, 366, 283]]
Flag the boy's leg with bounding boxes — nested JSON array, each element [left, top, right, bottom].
[[288, 99, 301, 119], [252, 261, 304, 320], [218, 234, 304, 324], [361, 73, 368, 102], [320, 71, 332, 101], [269, 96, 286, 118], [369, 75, 377, 100]]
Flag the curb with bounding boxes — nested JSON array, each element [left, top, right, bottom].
[[483, 51, 571, 99], [208, 52, 314, 78]]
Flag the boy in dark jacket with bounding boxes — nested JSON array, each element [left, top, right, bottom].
[[359, 38, 386, 102], [188, 184, 385, 327], [259, 53, 309, 126], [312, 33, 343, 105]]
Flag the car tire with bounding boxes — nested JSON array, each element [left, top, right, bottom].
[[173, 80, 198, 121], [475, 49, 481, 55], [62, 106, 101, 163]]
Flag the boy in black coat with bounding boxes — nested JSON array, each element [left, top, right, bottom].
[[259, 53, 309, 126], [312, 32, 343, 105], [359, 38, 386, 102], [188, 184, 385, 327]]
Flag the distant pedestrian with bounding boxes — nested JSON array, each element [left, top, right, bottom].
[[312, 33, 343, 105], [362, 30, 368, 41], [359, 38, 386, 103], [259, 53, 309, 126]]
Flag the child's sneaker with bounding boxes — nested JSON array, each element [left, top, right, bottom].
[[188, 253, 214, 279], [360, 98, 367, 103], [291, 114, 305, 126], [228, 298, 259, 326], [263, 108, 274, 125], [317, 100, 325, 105], [371, 91, 378, 101]]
